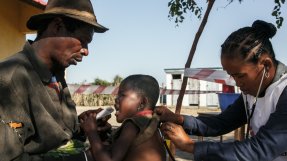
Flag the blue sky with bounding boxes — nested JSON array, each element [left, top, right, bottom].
[[33, 0, 287, 85]]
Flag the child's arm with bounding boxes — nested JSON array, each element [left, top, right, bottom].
[[81, 114, 139, 161], [109, 121, 139, 160]]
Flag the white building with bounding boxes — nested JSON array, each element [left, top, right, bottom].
[[163, 68, 238, 108]]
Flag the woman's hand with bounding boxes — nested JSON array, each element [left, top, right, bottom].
[[161, 122, 195, 153], [155, 106, 184, 125]]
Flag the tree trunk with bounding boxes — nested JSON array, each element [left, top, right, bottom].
[[175, 0, 215, 113], [169, 0, 215, 160]]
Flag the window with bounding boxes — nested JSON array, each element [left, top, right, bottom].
[[172, 74, 181, 79]]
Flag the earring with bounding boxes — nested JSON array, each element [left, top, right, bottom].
[[265, 71, 270, 78], [137, 104, 144, 111]]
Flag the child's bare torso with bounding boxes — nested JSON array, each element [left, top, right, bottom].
[[124, 131, 166, 161]]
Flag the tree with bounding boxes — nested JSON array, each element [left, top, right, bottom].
[[113, 75, 123, 86], [168, 0, 285, 28], [273, 0, 285, 28], [166, 1, 216, 159], [92, 78, 112, 86], [92, 75, 123, 86]]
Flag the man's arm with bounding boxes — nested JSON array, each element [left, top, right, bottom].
[[0, 78, 32, 161], [0, 121, 28, 161]]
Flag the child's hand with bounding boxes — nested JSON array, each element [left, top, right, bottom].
[[78, 108, 102, 121], [80, 112, 98, 135], [96, 116, 112, 142]]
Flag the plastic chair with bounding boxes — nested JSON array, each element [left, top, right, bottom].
[[217, 93, 240, 111]]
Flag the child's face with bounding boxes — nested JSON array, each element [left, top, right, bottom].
[[115, 88, 141, 123]]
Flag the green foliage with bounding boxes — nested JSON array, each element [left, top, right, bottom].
[[42, 140, 87, 158], [92, 75, 123, 86], [93, 77, 112, 86], [168, 0, 202, 24], [273, 0, 285, 28], [168, 0, 285, 28], [113, 75, 123, 86]]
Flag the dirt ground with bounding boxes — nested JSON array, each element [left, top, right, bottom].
[[76, 106, 235, 161]]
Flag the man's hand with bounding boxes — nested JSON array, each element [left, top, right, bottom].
[[155, 106, 184, 125], [160, 122, 194, 153]]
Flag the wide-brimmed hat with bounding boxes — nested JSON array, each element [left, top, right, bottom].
[[27, 0, 108, 33]]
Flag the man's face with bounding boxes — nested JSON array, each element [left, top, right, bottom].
[[51, 19, 94, 69]]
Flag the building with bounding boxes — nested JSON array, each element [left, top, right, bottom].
[[0, 0, 45, 59], [164, 68, 240, 108]]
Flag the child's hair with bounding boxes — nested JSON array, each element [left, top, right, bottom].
[[119, 74, 159, 109], [221, 20, 277, 64]]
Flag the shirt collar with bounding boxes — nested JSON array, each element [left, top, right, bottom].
[[272, 61, 287, 83], [23, 41, 52, 83]]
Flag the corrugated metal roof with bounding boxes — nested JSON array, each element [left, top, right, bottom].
[[19, 0, 46, 9], [33, 0, 47, 5]]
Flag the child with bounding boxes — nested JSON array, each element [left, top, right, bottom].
[[81, 74, 166, 161]]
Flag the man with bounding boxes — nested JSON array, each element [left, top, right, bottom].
[[0, 0, 108, 160]]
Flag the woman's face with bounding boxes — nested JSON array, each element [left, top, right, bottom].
[[221, 56, 265, 96], [114, 87, 141, 123]]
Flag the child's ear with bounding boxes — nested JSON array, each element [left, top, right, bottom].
[[141, 97, 149, 106]]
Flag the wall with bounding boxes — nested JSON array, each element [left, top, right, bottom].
[[165, 71, 199, 107], [164, 68, 223, 108], [0, 0, 42, 59]]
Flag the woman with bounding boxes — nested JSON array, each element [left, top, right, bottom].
[[156, 20, 287, 161]]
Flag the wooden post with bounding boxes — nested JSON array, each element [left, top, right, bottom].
[[175, 0, 215, 114], [169, 0, 216, 159], [234, 125, 246, 141]]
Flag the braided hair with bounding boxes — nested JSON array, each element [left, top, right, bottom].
[[221, 20, 277, 64]]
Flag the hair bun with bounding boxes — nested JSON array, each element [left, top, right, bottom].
[[252, 20, 277, 39]]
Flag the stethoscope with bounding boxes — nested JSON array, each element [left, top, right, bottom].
[[244, 67, 266, 139]]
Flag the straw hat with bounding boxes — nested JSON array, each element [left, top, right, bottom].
[[27, 0, 108, 33]]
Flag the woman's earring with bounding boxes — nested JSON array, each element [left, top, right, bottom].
[[265, 71, 270, 78]]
